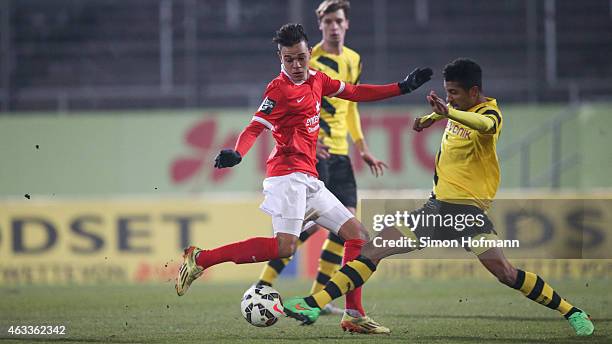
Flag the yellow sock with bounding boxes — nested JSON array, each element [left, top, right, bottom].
[[512, 269, 578, 318], [306, 256, 376, 309], [309, 233, 344, 294]]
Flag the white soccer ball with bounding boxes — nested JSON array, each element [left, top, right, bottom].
[[240, 284, 284, 327]]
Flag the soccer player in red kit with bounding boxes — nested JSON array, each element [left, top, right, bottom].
[[175, 23, 432, 331]]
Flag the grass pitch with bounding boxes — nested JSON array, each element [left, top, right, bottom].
[[1, 279, 610, 343]]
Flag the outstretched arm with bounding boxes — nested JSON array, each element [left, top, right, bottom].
[[336, 82, 401, 102], [329, 67, 433, 102]]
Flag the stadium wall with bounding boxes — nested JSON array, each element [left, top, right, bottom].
[[0, 104, 610, 197], [0, 198, 272, 285], [0, 196, 610, 286]]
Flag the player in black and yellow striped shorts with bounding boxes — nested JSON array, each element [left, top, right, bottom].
[[284, 58, 595, 337], [256, 0, 390, 334]]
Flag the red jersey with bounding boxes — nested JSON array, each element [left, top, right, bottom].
[[235, 66, 401, 178], [252, 68, 346, 177]]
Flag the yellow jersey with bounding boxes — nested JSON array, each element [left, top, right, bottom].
[[310, 43, 364, 155], [433, 98, 503, 210]]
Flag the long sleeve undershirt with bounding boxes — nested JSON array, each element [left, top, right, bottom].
[[234, 121, 266, 157], [336, 83, 401, 102]]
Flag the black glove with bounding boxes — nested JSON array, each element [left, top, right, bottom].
[[214, 149, 242, 168], [398, 67, 433, 94]]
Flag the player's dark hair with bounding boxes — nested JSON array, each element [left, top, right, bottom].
[[443, 58, 482, 91], [273, 23, 309, 47], [316, 0, 350, 20]]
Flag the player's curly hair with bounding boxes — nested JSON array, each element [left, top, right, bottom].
[[273, 23, 309, 47], [316, 0, 350, 20], [443, 58, 483, 91]]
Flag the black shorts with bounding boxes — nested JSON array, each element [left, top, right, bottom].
[[408, 197, 496, 242], [316, 154, 357, 208]]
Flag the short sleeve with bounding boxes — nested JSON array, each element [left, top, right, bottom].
[[319, 71, 345, 97], [482, 109, 502, 134], [253, 82, 284, 131]]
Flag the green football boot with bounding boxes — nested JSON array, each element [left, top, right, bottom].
[[283, 297, 321, 325], [568, 310, 594, 336]]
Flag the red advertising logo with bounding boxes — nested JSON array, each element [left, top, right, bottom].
[[170, 118, 239, 186]]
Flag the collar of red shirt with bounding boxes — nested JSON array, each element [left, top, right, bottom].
[[280, 64, 316, 85]]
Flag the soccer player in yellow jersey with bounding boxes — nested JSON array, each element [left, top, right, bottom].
[[284, 58, 595, 337], [256, 0, 390, 334]]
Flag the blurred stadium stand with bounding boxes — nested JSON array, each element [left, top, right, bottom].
[[1, 0, 611, 112]]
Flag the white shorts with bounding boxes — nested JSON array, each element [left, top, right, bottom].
[[260, 172, 354, 237]]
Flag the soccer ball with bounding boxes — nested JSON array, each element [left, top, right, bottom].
[[240, 284, 284, 327]]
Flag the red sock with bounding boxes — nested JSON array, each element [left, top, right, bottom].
[[343, 239, 366, 316], [195, 237, 279, 270]]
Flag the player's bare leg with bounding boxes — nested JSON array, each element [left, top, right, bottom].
[[258, 217, 355, 316], [258, 226, 319, 287], [478, 247, 594, 336], [275, 233, 300, 258]]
